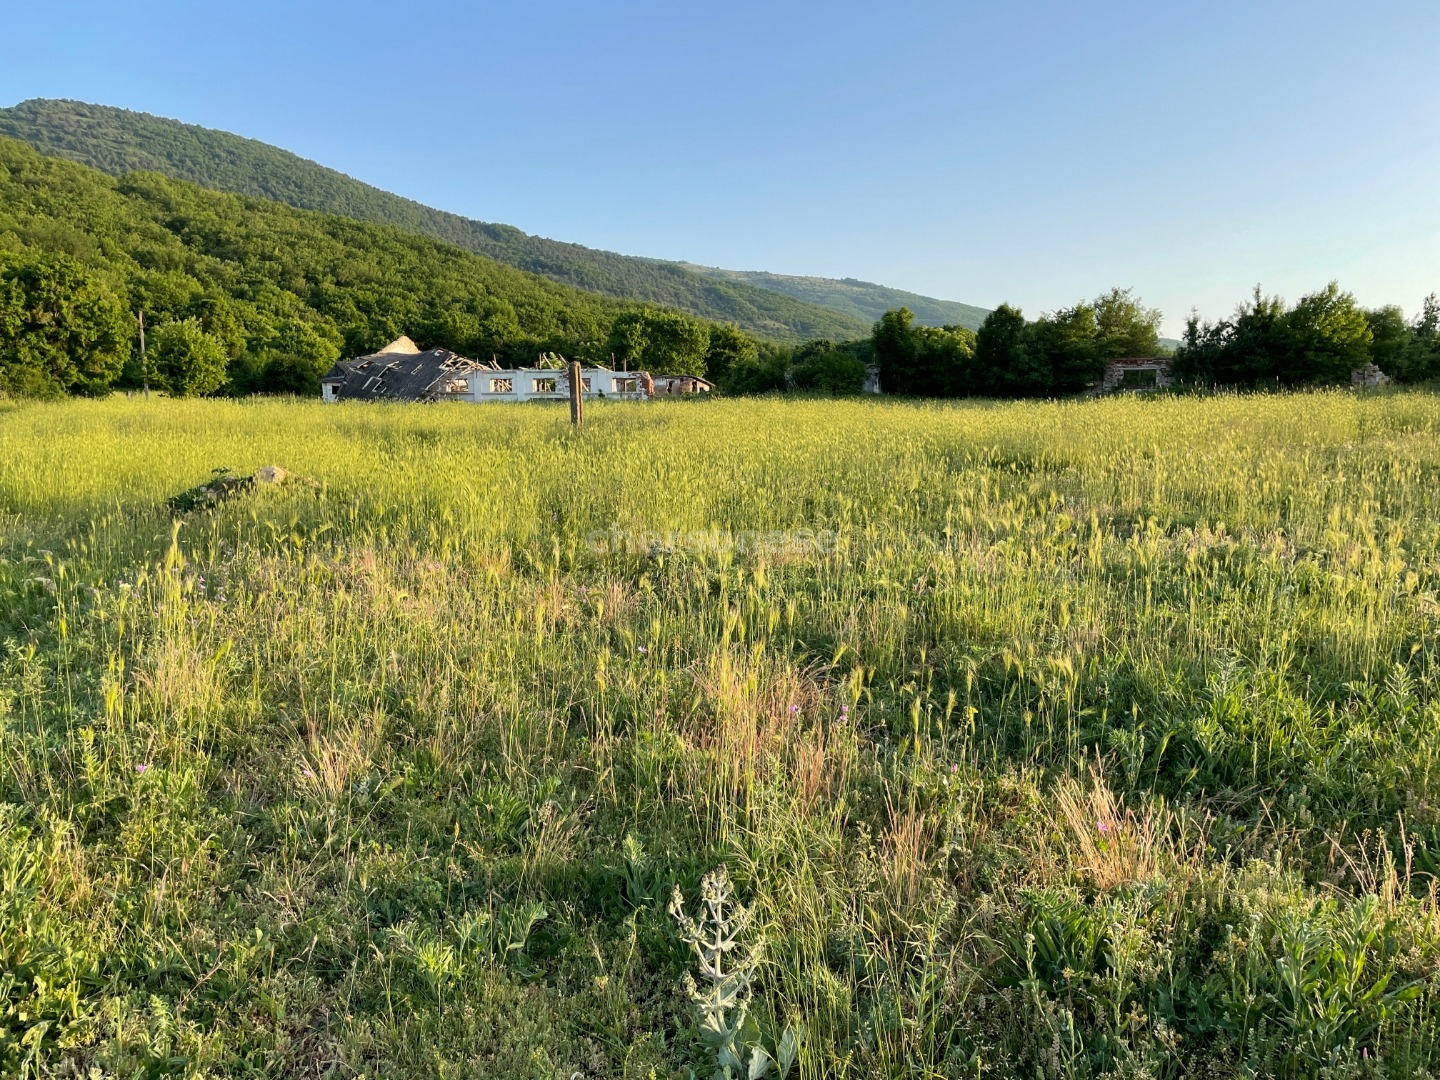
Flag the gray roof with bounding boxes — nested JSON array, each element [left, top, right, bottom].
[[320, 347, 481, 401]]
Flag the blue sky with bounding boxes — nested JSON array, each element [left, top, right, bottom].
[[4, 1, 1438, 334]]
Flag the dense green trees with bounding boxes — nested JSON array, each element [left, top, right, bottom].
[[0, 137, 771, 397], [790, 339, 868, 394], [0, 252, 130, 397], [1094, 286, 1163, 358], [972, 304, 1039, 395], [874, 308, 978, 395], [0, 99, 869, 343], [605, 309, 711, 376], [1171, 284, 1437, 388], [1375, 294, 1440, 383], [146, 319, 229, 397], [700, 324, 757, 384], [715, 338, 870, 395], [873, 283, 1438, 398], [720, 345, 793, 394], [875, 289, 1161, 398], [226, 317, 344, 395]]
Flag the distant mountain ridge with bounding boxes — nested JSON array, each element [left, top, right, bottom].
[[682, 265, 989, 331], [0, 99, 987, 341]]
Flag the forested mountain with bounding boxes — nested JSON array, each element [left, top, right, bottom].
[[682, 264, 990, 329], [0, 99, 873, 343], [0, 136, 751, 397]]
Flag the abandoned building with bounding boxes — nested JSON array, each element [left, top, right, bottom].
[[319, 337, 481, 402], [1097, 357, 1175, 393], [320, 336, 705, 403], [1351, 362, 1392, 389], [459, 365, 654, 402], [650, 374, 713, 395]]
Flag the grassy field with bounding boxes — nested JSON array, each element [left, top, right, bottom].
[[1, 392, 1439, 1079]]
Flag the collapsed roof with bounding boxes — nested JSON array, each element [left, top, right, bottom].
[[319, 337, 480, 401]]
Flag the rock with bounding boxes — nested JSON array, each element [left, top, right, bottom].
[[168, 466, 317, 513]]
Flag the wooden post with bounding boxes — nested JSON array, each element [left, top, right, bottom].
[[138, 311, 150, 399], [569, 361, 584, 429]]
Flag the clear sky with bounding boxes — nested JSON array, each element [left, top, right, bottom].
[[4, 1, 1438, 334]]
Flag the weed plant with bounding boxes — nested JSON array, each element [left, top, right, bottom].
[[0, 392, 1438, 1077]]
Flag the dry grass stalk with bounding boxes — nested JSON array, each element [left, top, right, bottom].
[[1054, 765, 1174, 890], [882, 798, 932, 911], [297, 721, 375, 800]]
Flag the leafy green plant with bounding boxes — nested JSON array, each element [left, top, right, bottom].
[[670, 867, 797, 1079]]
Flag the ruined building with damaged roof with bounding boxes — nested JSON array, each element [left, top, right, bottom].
[[319, 337, 711, 403]]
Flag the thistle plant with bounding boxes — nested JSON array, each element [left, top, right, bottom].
[[670, 867, 797, 1079]]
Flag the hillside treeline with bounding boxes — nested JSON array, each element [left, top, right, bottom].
[[0, 137, 752, 398], [6, 129, 1437, 401], [0, 99, 870, 343]]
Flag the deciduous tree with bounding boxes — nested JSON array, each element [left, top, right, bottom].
[[148, 318, 229, 397], [0, 252, 130, 397], [703, 324, 757, 384], [975, 304, 1044, 396], [605, 309, 710, 376]]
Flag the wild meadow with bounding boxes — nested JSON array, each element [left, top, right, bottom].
[[1, 391, 1439, 1079]]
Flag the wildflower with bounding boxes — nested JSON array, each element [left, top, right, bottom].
[[950, 763, 958, 774], [637, 645, 648, 655], [135, 763, 149, 774], [302, 767, 316, 780], [1096, 820, 1113, 833], [789, 704, 800, 714]]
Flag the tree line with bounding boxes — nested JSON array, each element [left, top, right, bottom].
[[866, 283, 1439, 398], [0, 137, 760, 398], [0, 99, 870, 344], [1172, 284, 1439, 388], [865, 287, 1163, 397], [4, 133, 1437, 400]]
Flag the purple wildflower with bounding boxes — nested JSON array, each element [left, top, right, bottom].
[[135, 763, 149, 774], [637, 645, 648, 655]]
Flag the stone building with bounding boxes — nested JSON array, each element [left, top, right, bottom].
[[1098, 357, 1174, 393]]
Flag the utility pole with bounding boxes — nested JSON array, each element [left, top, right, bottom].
[[137, 311, 150, 399]]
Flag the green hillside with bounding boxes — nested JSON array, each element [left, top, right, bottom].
[[684, 264, 990, 329], [0, 135, 747, 396], [0, 98, 871, 343]]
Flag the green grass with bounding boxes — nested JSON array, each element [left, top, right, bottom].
[[1, 391, 1438, 1078]]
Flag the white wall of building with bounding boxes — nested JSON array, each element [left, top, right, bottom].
[[454, 368, 647, 403]]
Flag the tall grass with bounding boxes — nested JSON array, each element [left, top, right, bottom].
[[0, 391, 1438, 1077]]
